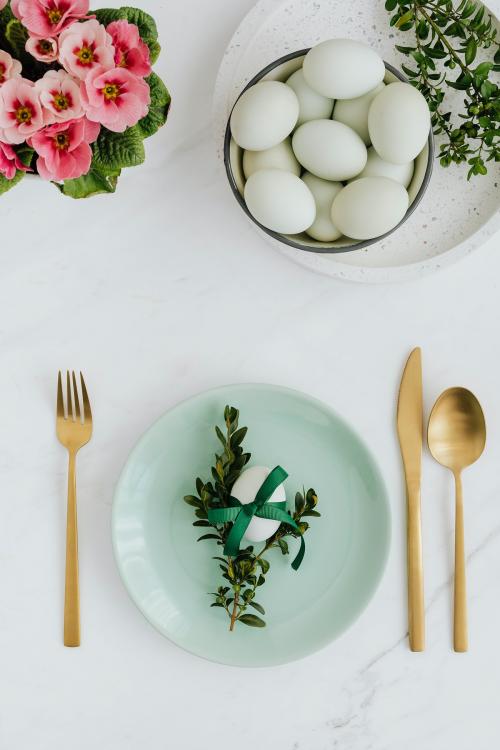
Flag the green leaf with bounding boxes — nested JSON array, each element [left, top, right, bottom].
[[92, 126, 145, 170], [148, 40, 161, 65], [385, 0, 398, 9], [238, 614, 266, 628], [278, 538, 289, 555], [137, 73, 171, 139], [0, 169, 25, 196], [231, 427, 247, 447], [15, 145, 34, 168], [249, 601, 265, 615], [396, 9, 414, 27], [197, 534, 220, 542], [91, 8, 126, 25], [257, 558, 270, 574], [447, 72, 472, 90], [5, 18, 28, 58], [184, 495, 201, 507], [425, 45, 447, 59], [465, 37, 477, 64], [474, 61, 494, 87], [57, 166, 120, 198]]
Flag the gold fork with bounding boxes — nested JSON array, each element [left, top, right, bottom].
[[56, 372, 93, 647]]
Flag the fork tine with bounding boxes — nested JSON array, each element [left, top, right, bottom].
[[72, 371, 81, 422], [80, 372, 92, 422], [66, 370, 74, 421], [57, 371, 65, 419]]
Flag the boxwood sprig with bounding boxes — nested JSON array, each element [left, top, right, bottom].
[[183, 406, 320, 631], [386, 0, 500, 178]]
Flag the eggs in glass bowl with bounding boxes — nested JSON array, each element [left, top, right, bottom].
[[224, 39, 434, 254]]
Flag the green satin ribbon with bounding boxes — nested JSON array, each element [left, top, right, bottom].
[[207, 465, 305, 570]]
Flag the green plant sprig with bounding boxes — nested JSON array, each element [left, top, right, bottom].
[[386, 0, 500, 178], [183, 406, 320, 631]]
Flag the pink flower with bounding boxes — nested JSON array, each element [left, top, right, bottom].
[[58, 19, 115, 80], [0, 0, 8, 11], [36, 69, 83, 124], [13, 0, 90, 37], [0, 141, 31, 179], [30, 117, 100, 181], [81, 65, 150, 132], [107, 20, 151, 78], [0, 77, 44, 144], [26, 35, 58, 63], [0, 50, 22, 87]]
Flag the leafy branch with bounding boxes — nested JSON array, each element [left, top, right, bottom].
[[183, 406, 320, 631], [386, 0, 500, 178]]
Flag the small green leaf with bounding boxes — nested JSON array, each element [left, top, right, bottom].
[[238, 614, 266, 628], [278, 538, 289, 555], [91, 8, 126, 25], [92, 126, 145, 170], [57, 165, 120, 198], [249, 601, 265, 615], [0, 169, 25, 196], [137, 73, 171, 139], [385, 0, 398, 9], [396, 9, 414, 27], [15, 145, 34, 168], [184, 495, 201, 507], [5, 18, 28, 58], [197, 534, 220, 542], [257, 558, 270, 574], [465, 37, 477, 64]]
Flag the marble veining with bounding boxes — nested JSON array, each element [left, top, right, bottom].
[[1, 1, 500, 749]]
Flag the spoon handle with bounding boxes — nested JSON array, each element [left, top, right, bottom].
[[454, 472, 468, 652]]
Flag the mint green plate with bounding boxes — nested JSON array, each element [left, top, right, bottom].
[[112, 384, 390, 667]]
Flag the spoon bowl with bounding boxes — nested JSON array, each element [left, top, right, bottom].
[[428, 387, 486, 474], [427, 386, 486, 653]]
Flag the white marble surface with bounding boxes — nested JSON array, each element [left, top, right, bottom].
[[1, 1, 500, 748]]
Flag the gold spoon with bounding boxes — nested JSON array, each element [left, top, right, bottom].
[[427, 388, 486, 652]]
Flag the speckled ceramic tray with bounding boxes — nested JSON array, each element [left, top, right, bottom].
[[213, 0, 500, 283]]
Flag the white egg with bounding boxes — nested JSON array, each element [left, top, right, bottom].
[[303, 39, 385, 99], [286, 68, 334, 126], [242, 138, 300, 179], [333, 82, 385, 145], [302, 173, 343, 242], [230, 80, 299, 151], [244, 169, 316, 234], [331, 177, 409, 240], [368, 82, 430, 164], [292, 119, 367, 181], [351, 146, 414, 188], [231, 466, 285, 543]]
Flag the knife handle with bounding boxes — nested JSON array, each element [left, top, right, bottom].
[[407, 483, 425, 651]]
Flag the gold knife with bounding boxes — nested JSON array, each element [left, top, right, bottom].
[[397, 347, 425, 652]]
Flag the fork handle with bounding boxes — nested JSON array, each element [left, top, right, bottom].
[[64, 451, 80, 647]]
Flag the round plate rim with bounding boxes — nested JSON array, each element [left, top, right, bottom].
[[112, 383, 391, 667]]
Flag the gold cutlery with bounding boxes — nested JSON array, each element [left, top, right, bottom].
[[427, 387, 486, 652], [56, 371, 93, 647], [397, 347, 425, 652]]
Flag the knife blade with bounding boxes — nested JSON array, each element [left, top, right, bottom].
[[397, 347, 425, 652]]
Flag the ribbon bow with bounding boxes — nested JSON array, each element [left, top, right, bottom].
[[207, 466, 305, 570]]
